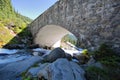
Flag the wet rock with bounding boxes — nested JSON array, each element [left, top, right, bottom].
[[38, 58, 86, 80], [43, 47, 66, 62], [32, 48, 51, 55]]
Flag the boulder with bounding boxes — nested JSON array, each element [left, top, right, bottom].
[[43, 47, 66, 62], [26, 63, 50, 78], [65, 53, 72, 61], [38, 58, 86, 80], [0, 56, 43, 80]]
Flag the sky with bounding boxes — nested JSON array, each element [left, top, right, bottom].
[[11, 0, 58, 19]]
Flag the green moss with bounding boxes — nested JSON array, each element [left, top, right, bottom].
[[21, 71, 27, 80], [32, 63, 39, 67], [21, 72, 32, 80], [21, 71, 38, 80], [24, 76, 31, 80]]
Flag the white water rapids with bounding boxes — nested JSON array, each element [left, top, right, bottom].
[[0, 42, 83, 64]]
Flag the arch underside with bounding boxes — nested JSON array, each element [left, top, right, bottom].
[[34, 25, 72, 47]]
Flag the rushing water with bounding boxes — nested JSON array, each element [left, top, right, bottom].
[[0, 43, 83, 64], [0, 49, 31, 64], [0, 49, 19, 54]]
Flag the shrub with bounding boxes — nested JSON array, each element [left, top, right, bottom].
[[86, 66, 109, 80], [93, 43, 114, 61], [89, 43, 120, 80], [100, 56, 120, 67]]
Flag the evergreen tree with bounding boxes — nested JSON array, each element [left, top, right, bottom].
[[0, 0, 32, 48]]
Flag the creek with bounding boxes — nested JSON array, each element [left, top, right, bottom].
[[0, 46, 83, 64]]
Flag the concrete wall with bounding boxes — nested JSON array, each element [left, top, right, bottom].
[[29, 0, 120, 51]]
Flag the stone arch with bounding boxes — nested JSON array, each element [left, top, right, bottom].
[[34, 24, 77, 48]]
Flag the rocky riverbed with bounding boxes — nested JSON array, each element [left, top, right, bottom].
[[0, 46, 119, 80], [0, 47, 87, 80]]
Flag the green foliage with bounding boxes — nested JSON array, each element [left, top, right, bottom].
[[92, 43, 120, 67], [0, 0, 32, 47], [61, 34, 77, 45], [100, 56, 120, 67], [25, 77, 31, 80], [23, 76, 31, 80], [91, 43, 120, 67], [93, 43, 114, 61], [18, 28, 32, 38], [21, 71, 38, 80], [22, 72, 31, 80], [0, 22, 4, 27], [0, 25, 14, 48], [86, 65, 120, 80], [86, 66, 109, 80], [89, 43, 120, 80]]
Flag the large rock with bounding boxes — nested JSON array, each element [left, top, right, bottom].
[[43, 47, 66, 62], [0, 56, 43, 80], [26, 63, 50, 78], [65, 53, 72, 61], [38, 58, 86, 80]]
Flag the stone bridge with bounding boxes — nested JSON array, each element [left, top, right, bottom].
[[29, 0, 120, 50]]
